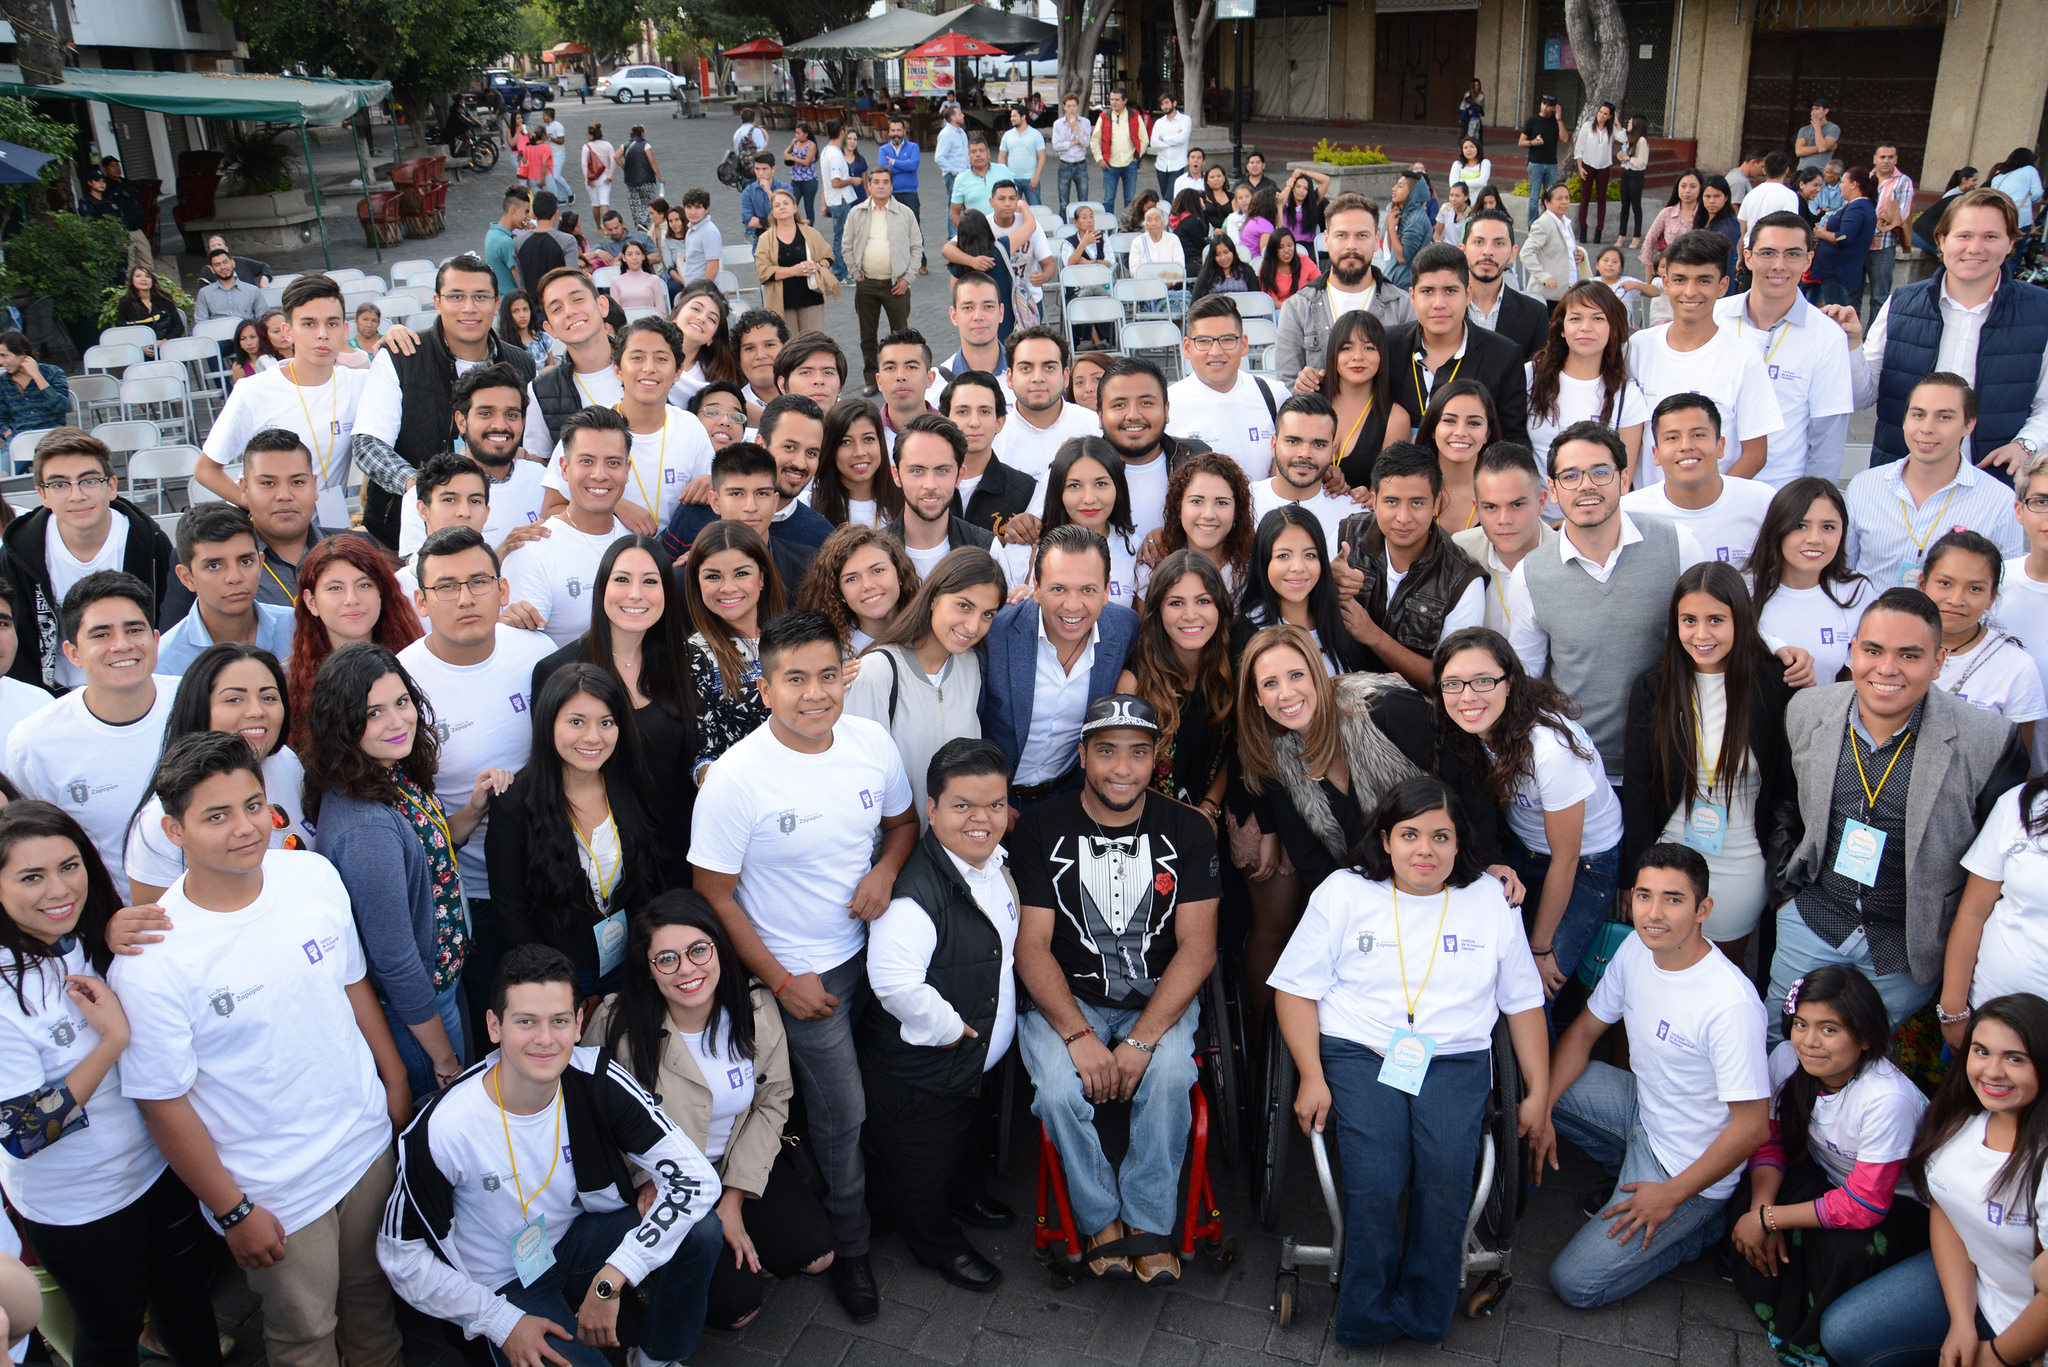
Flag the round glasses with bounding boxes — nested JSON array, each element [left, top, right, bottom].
[[649, 941, 717, 974]]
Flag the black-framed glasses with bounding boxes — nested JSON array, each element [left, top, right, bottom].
[[649, 941, 717, 974], [38, 475, 110, 494], [424, 573, 500, 601], [1552, 465, 1620, 490], [1186, 333, 1244, 352], [1438, 675, 1506, 695]]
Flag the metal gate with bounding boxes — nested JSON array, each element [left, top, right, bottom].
[[1252, 12, 1332, 121]]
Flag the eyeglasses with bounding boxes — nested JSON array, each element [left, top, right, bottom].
[[1552, 465, 1620, 490], [1748, 248, 1810, 263], [1438, 675, 1506, 695], [2024, 496, 2048, 514], [437, 291, 496, 307], [698, 404, 745, 425], [649, 941, 717, 974], [1186, 333, 1243, 352], [424, 573, 500, 601], [38, 475, 110, 495]]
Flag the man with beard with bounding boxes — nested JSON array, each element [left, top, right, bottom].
[[1094, 358, 1210, 545], [1385, 243, 1531, 444], [397, 365, 551, 559], [1250, 393, 1353, 553], [1011, 694, 1219, 1285], [886, 414, 994, 578], [944, 373, 1035, 541], [993, 326, 1100, 488], [1462, 209, 1550, 362], [663, 395, 833, 559], [1277, 194, 1416, 392]]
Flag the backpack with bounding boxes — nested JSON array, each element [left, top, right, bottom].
[[716, 149, 747, 190]]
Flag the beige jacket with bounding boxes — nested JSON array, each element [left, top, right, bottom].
[[841, 196, 925, 284], [585, 984, 792, 1199], [1520, 210, 1589, 302], [754, 223, 838, 314]]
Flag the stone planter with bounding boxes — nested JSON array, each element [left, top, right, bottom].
[[182, 190, 319, 256], [1288, 160, 1403, 204]]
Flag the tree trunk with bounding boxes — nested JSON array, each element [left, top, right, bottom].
[[1562, 0, 1630, 123], [1056, 0, 1116, 107], [1171, 0, 1218, 131], [0, 0, 68, 86]]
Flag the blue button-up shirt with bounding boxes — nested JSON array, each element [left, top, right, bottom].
[[156, 601, 297, 677], [739, 177, 790, 245], [935, 123, 970, 177]]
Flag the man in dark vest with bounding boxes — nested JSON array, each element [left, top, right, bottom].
[[858, 738, 1020, 1293], [1830, 187, 2048, 484], [1334, 441, 1488, 691], [349, 252, 538, 547], [527, 267, 623, 455]]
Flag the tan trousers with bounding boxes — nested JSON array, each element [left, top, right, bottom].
[[240, 1147, 402, 1367]]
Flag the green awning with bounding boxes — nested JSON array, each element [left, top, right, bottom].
[[0, 66, 390, 126]]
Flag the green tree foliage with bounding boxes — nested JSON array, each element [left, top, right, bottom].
[[0, 214, 131, 324], [219, 0, 517, 107], [545, 0, 647, 62]]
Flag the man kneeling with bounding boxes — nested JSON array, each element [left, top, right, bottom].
[[379, 944, 724, 1367]]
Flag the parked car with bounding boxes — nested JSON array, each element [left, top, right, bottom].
[[484, 70, 554, 109], [597, 65, 680, 103]]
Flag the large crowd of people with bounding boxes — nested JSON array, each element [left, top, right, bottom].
[[4, 83, 2048, 1367]]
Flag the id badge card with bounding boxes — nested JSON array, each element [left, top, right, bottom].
[[1378, 1027, 1438, 1096], [1684, 801, 1728, 856], [509, 1213, 555, 1287], [1833, 818, 1887, 887], [594, 909, 628, 978], [1898, 558, 1921, 588], [316, 487, 350, 531]]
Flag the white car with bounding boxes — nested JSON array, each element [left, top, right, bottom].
[[597, 66, 679, 103]]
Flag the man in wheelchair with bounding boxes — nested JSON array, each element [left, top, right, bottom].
[[1013, 695, 1221, 1286]]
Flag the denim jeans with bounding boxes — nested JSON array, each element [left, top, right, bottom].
[[1819, 1250, 1989, 1367], [1764, 900, 1932, 1045], [1863, 244, 1897, 322], [792, 177, 816, 223], [1017, 997, 1201, 1237], [778, 950, 873, 1255], [1058, 160, 1089, 215], [1822, 279, 1856, 308], [1526, 163, 1560, 226], [1103, 163, 1139, 219], [828, 204, 849, 281], [1547, 1061, 1733, 1307], [1019, 180, 1042, 206], [544, 170, 573, 205], [942, 171, 958, 241], [383, 980, 465, 1102], [1500, 834, 1619, 987], [1617, 169, 1646, 239], [1157, 168, 1179, 201], [485, 1205, 724, 1367], [1322, 1037, 1490, 1345]]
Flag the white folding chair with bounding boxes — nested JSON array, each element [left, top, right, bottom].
[[193, 317, 243, 343], [1067, 200, 1105, 223], [591, 266, 621, 291], [189, 466, 236, 507], [258, 286, 287, 310], [91, 421, 160, 468], [125, 445, 200, 514], [124, 360, 188, 386], [340, 283, 383, 313], [98, 325, 159, 352], [6, 429, 54, 475], [1235, 292, 1278, 321], [269, 274, 302, 288], [392, 266, 438, 294], [1243, 316, 1280, 370], [1106, 232, 1139, 272], [1120, 320, 1185, 381], [406, 312, 438, 331], [83, 343, 146, 375], [714, 269, 742, 301], [328, 268, 366, 284], [1066, 297, 1123, 356], [1113, 277, 1169, 323], [1031, 206, 1062, 232], [621, 306, 663, 323], [380, 293, 425, 318], [388, 258, 433, 285], [719, 245, 763, 311], [119, 377, 191, 445], [159, 336, 230, 424], [1059, 263, 1113, 317], [68, 375, 122, 428]]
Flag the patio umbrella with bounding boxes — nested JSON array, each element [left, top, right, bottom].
[[898, 33, 1006, 59], [722, 38, 785, 58], [0, 140, 55, 186]]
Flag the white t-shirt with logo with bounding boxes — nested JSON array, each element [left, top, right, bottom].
[[1167, 372, 1280, 481], [1524, 366, 1652, 489], [1498, 718, 1624, 856], [0, 941, 166, 1224], [5, 680, 176, 903], [1250, 482, 1353, 559], [127, 747, 310, 894], [398, 627, 556, 897], [110, 849, 392, 1235], [1583, 934, 1771, 1200], [680, 1026, 755, 1163], [1268, 869, 1544, 1055], [1763, 1043, 1925, 1192], [202, 364, 370, 528], [545, 408, 715, 528], [690, 715, 913, 976], [1924, 1111, 2046, 1333], [1713, 295, 1856, 487], [1960, 784, 2048, 1006], [1122, 454, 1170, 546], [44, 526, 127, 688], [993, 402, 1103, 489], [426, 1059, 586, 1294], [1623, 326, 1784, 485], [1619, 476, 1778, 569], [1757, 578, 1877, 689], [1937, 630, 2048, 728], [398, 461, 552, 560], [501, 515, 631, 648], [1993, 559, 2048, 773]]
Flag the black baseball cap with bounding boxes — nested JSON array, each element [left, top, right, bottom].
[[1539, 94, 1559, 106], [1081, 694, 1161, 739]]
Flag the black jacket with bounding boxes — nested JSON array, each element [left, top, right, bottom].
[[1487, 286, 1551, 365], [960, 456, 1038, 538], [1338, 514, 1487, 667], [1385, 319, 1530, 447], [4, 500, 175, 691], [883, 513, 994, 557], [367, 323, 537, 547]]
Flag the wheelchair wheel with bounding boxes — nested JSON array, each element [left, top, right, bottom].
[[1477, 1015, 1524, 1247], [1256, 1017, 1296, 1230], [1200, 966, 1242, 1170]]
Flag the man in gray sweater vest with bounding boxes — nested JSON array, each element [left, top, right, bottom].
[[1500, 423, 1706, 781]]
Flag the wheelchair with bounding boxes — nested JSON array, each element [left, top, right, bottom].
[[1256, 1014, 1524, 1327]]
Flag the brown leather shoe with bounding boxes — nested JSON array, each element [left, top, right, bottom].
[[1087, 1219, 1132, 1280], [1133, 1248, 1181, 1286]]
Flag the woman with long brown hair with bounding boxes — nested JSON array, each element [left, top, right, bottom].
[[1525, 280, 1648, 487], [796, 524, 919, 655], [1318, 309, 1412, 487], [287, 533, 421, 751], [1416, 380, 1498, 532], [683, 521, 786, 781], [808, 400, 903, 529], [1156, 451, 1256, 595], [1115, 549, 1234, 816]]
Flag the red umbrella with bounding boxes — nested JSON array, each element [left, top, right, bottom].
[[900, 32, 1007, 59], [722, 38, 785, 58]]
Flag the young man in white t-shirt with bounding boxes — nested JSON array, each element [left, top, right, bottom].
[[997, 326, 1102, 489], [198, 274, 369, 529], [380, 944, 722, 1367], [1624, 231, 1782, 484], [1534, 844, 1771, 1309], [1620, 394, 1778, 566], [399, 364, 551, 560], [110, 731, 410, 1367], [1167, 294, 1281, 481], [1993, 450, 2048, 773], [1453, 443, 1558, 637], [5, 572, 175, 901], [690, 610, 916, 1325], [502, 407, 633, 648], [541, 319, 714, 536], [1250, 392, 1355, 555], [1095, 358, 1193, 548]]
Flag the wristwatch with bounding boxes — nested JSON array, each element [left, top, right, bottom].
[[593, 1275, 620, 1301], [2019, 438, 2038, 458]]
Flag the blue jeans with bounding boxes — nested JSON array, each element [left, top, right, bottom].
[[485, 1204, 723, 1367], [1017, 997, 1201, 1237], [1322, 1037, 1490, 1345], [942, 171, 957, 241], [1525, 163, 1560, 226], [1103, 163, 1139, 219], [1820, 1250, 1989, 1367], [1019, 179, 1042, 206], [544, 169, 573, 205], [1864, 244, 1897, 322], [792, 177, 816, 223], [778, 951, 872, 1255], [1547, 1061, 1733, 1308], [829, 205, 849, 281], [1157, 168, 1178, 201], [1501, 834, 1620, 988], [1765, 900, 1932, 1045], [1822, 278, 1856, 308], [384, 980, 465, 1102], [1058, 160, 1089, 214]]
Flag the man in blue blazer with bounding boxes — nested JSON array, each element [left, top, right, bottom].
[[980, 524, 1140, 807]]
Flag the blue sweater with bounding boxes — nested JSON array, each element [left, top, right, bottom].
[[311, 791, 444, 1025]]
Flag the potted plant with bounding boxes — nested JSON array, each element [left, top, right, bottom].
[[1290, 140, 1402, 202], [0, 213, 133, 357]]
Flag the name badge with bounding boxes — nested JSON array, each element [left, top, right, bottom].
[[1899, 558, 1922, 588], [1685, 801, 1728, 856], [1377, 1026, 1437, 1096], [1834, 818, 1888, 887], [509, 1213, 555, 1287], [594, 909, 628, 978]]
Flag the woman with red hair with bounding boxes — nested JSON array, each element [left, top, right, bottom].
[[288, 533, 421, 750]]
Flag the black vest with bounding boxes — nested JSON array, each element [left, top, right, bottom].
[[1339, 513, 1487, 667], [856, 829, 1008, 1097], [369, 325, 537, 546], [531, 362, 587, 450]]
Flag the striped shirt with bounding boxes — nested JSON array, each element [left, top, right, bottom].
[[1841, 456, 2023, 589]]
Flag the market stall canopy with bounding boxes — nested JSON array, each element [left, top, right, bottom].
[[0, 65, 389, 125], [901, 33, 1007, 60], [785, 5, 1055, 60], [544, 42, 592, 60], [722, 38, 786, 58]]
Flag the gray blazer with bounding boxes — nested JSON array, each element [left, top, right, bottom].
[[1780, 682, 2027, 985]]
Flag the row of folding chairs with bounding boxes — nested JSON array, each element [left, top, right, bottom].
[[5, 421, 197, 511]]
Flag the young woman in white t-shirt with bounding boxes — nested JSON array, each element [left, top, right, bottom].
[[1922, 531, 2048, 752], [1419, 380, 1496, 532], [0, 803, 223, 1367], [1729, 967, 1930, 1363], [1819, 995, 2048, 1367], [808, 400, 901, 531], [1448, 137, 1491, 198], [1525, 280, 1647, 494], [1269, 776, 1550, 1347], [1947, 780, 2048, 1046], [1748, 478, 1877, 689], [1014, 437, 1142, 611], [1434, 627, 1624, 1000], [796, 524, 918, 660]]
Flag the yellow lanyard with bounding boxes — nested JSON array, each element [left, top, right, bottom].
[[1412, 352, 1461, 414], [573, 804, 619, 902], [490, 1067, 562, 1220], [615, 404, 665, 517], [572, 371, 602, 404], [288, 361, 340, 489], [1340, 398, 1373, 458], [262, 556, 296, 605], [1899, 484, 1959, 554], [397, 780, 454, 854], [1738, 311, 1793, 367], [1694, 695, 1719, 792], [1492, 572, 1512, 625], [1391, 883, 1454, 1025], [1849, 723, 1912, 811]]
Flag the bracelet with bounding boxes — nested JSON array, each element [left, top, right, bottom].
[[1062, 1025, 1095, 1046], [1532, 946, 1555, 958], [773, 972, 793, 998], [1935, 1003, 1972, 1025], [1122, 1037, 1159, 1055], [1760, 1205, 1776, 1232], [1988, 1338, 2018, 1367], [218, 1195, 255, 1230]]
